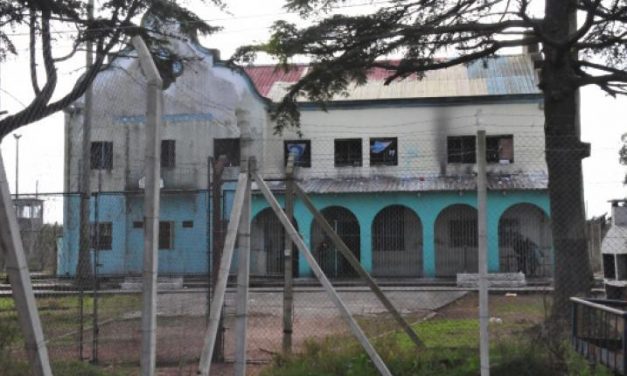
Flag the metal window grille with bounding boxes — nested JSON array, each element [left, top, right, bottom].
[[486, 135, 514, 163], [158, 221, 174, 249], [311, 206, 360, 278], [90, 141, 113, 169], [161, 139, 176, 168], [370, 137, 398, 166], [447, 136, 476, 163], [334, 138, 362, 167], [90, 222, 112, 250]]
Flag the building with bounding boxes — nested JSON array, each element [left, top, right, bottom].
[[602, 199, 627, 298], [58, 22, 553, 280]]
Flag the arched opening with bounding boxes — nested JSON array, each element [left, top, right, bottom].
[[311, 206, 360, 278], [435, 204, 478, 277], [251, 208, 299, 277], [372, 205, 423, 277], [499, 204, 553, 278]]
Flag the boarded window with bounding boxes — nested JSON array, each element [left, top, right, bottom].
[[90, 141, 113, 170], [161, 140, 176, 168], [447, 136, 476, 163], [284, 140, 311, 167], [90, 222, 112, 250], [334, 138, 362, 167], [214, 138, 240, 167], [159, 221, 174, 249], [487, 135, 514, 163], [449, 219, 478, 247], [370, 138, 398, 166]]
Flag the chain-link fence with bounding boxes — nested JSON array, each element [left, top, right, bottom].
[[0, 128, 620, 376]]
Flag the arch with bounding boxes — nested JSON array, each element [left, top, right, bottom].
[[435, 204, 478, 277], [251, 208, 299, 277], [372, 205, 423, 277], [498, 203, 553, 278], [311, 206, 360, 278]]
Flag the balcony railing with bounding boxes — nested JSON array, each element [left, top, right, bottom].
[[571, 297, 627, 374]]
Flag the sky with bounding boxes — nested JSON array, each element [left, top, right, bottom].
[[0, 0, 625, 223]]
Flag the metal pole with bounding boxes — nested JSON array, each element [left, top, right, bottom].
[[0, 151, 52, 376], [13, 133, 20, 199], [132, 35, 163, 376], [234, 158, 252, 376], [477, 130, 490, 376], [283, 154, 295, 353]]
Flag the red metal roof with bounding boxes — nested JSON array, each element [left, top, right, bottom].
[[244, 65, 308, 96]]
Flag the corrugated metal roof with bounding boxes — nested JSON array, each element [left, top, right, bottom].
[[243, 55, 540, 102], [255, 173, 548, 194]]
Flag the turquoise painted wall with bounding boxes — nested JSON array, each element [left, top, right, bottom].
[[250, 190, 550, 278], [58, 192, 209, 277]]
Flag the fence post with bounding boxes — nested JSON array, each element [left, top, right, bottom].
[[132, 35, 163, 376], [0, 151, 52, 376], [283, 154, 295, 354], [477, 130, 490, 376]]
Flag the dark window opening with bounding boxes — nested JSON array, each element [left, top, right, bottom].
[[90, 142, 113, 170], [284, 140, 311, 168], [161, 140, 176, 168], [182, 220, 194, 228], [373, 208, 405, 251], [214, 138, 240, 167], [370, 138, 398, 166], [617, 255, 627, 280], [447, 136, 476, 164], [159, 221, 174, 249], [133, 221, 143, 229], [90, 222, 112, 250], [487, 135, 514, 164], [334, 138, 362, 167], [604, 254, 616, 279], [449, 219, 478, 247]]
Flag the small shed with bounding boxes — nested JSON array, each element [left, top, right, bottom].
[[602, 199, 627, 299]]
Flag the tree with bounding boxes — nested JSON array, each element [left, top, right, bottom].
[[235, 0, 627, 323], [0, 0, 223, 138], [0, 1, 222, 284]]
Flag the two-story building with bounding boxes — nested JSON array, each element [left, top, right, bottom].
[[58, 24, 553, 280]]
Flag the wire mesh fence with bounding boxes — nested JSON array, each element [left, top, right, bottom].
[[0, 128, 619, 376]]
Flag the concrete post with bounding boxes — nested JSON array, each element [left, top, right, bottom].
[[132, 35, 163, 376], [477, 130, 490, 376], [283, 154, 295, 354]]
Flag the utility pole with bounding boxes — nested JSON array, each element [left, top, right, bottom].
[[477, 130, 489, 376], [13, 134, 21, 199]]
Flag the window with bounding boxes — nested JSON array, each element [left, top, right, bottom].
[[159, 221, 174, 249], [182, 220, 194, 228], [214, 138, 240, 167], [133, 221, 143, 229], [334, 138, 362, 167], [449, 219, 478, 247], [370, 138, 398, 166], [284, 140, 311, 167], [487, 135, 514, 164], [604, 254, 616, 279], [90, 222, 112, 250], [161, 140, 176, 168], [90, 142, 113, 170], [447, 136, 476, 163]]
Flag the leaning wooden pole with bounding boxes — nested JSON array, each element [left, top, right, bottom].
[[253, 172, 392, 376], [0, 151, 52, 376], [198, 172, 248, 376], [293, 183, 423, 348], [133, 35, 164, 376]]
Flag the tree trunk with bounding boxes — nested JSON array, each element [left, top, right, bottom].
[[543, 0, 593, 325]]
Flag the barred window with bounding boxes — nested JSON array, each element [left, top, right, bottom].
[[159, 221, 174, 249], [447, 136, 476, 163], [449, 219, 478, 247], [487, 135, 514, 164], [334, 138, 362, 167], [284, 140, 311, 167], [214, 138, 240, 167], [90, 141, 113, 170], [90, 222, 112, 250], [370, 138, 398, 166], [161, 140, 176, 168]]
